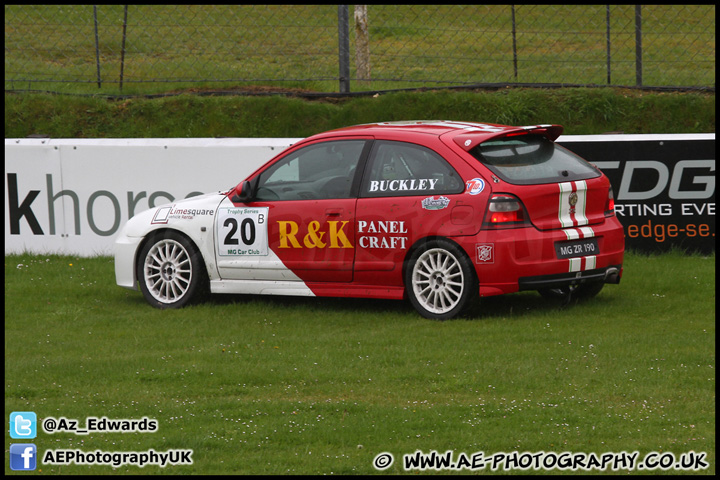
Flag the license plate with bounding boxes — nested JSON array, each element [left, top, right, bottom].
[[555, 238, 599, 259]]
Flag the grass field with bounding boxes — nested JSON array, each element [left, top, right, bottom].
[[4, 250, 715, 475], [4, 5, 715, 95]]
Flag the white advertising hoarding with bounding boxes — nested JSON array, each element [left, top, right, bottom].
[[5, 134, 715, 256], [5, 138, 299, 256]]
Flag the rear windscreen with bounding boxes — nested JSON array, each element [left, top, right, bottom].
[[470, 134, 600, 185]]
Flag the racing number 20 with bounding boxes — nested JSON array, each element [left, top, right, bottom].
[[217, 207, 269, 256], [224, 217, 258, 246]]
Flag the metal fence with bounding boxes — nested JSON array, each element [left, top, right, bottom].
[[4, 5, 715, 95]]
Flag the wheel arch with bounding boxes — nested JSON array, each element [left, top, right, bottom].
[[135, 227, 211, 308], [402, 235, 479, 289], [402, 235, 480, 320], [133, 227, 207, 283]]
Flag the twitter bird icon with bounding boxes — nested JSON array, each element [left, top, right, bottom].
[[10, 412, 37, 439]]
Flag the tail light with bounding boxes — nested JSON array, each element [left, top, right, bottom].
[[483, 194, 530, 228], [605, 186, 616, 216]]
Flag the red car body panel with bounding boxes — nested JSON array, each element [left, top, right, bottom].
[[230, 121, 624, 301], [118, 120, 624, 318]]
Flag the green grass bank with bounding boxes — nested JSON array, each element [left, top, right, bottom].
[[5, 87, 715, 139]]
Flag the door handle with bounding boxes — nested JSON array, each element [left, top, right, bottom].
[[325, 208, 343, 217]]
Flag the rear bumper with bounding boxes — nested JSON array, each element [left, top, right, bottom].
[[460, 217, 625, 296], [518, 264, 622, 291]]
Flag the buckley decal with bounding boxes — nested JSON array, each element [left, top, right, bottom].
[[368, 178, 439, 193]]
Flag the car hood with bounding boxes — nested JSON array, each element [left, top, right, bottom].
[[121, 191, 227, 237]]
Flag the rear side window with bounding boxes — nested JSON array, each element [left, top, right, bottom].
[[361, 140, 463, 197], [469, 134, 600, 185]]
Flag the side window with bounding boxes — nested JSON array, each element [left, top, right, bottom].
[[361, 141, 463, 197], [255, 140, 366, 201]]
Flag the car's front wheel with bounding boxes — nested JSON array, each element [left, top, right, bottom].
[[137, 231, 208, 308], [405, 239, 477, 320]]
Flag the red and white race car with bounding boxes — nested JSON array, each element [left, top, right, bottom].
[[115, 121, 624, 319]]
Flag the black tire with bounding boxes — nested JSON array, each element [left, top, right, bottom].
[[405, 239, 478, 320], [538, 281, 605, 303], [137, 231, 209, 309]]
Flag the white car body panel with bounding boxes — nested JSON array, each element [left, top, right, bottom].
[[114, 191, 312, 295], [114, 192, 225, 289]]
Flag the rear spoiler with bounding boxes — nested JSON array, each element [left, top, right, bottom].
[[452, 124, 564, 151]]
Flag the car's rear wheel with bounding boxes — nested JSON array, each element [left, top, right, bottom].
[[405, 239, 477, 320], [137, 231, 208, 308]]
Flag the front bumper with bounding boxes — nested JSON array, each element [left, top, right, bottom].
[[114, 232, 143, 290]]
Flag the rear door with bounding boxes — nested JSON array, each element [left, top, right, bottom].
[[354, 140, 467, 285]]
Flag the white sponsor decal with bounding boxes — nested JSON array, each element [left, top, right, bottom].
[[357, 220, 408, 249], [476, 243, 494, 264], [368, 178, 439, 193], [466, 178, 486, 195], [217, 207, 269, 256], [151, 204, 214, 224], [152, 206, 172, 224], [421, 196, 450, 210]]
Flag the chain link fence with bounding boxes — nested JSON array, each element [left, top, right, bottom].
[[4, 5, 715, 95]]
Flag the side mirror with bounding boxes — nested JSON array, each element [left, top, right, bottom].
[[230, 181, 253, 203]]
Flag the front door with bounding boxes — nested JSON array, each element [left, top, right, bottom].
[[216, 139, 370, 283]]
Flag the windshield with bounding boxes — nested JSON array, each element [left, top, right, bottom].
[[470, 134, 600, 185]]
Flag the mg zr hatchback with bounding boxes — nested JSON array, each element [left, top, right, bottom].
[[115, 121, 624, 319]]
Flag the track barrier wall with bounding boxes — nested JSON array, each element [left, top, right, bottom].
[[5, 134, 715, 257]]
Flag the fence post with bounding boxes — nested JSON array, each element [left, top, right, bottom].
[[338, 5, 351, 93], [119, 5, 128, 92], [635, 5, 642, 87], [511, 5, 518, 81], [93, 6, 101, 88], [606, 5, 611, 85], [354, 5, 370, 83]]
